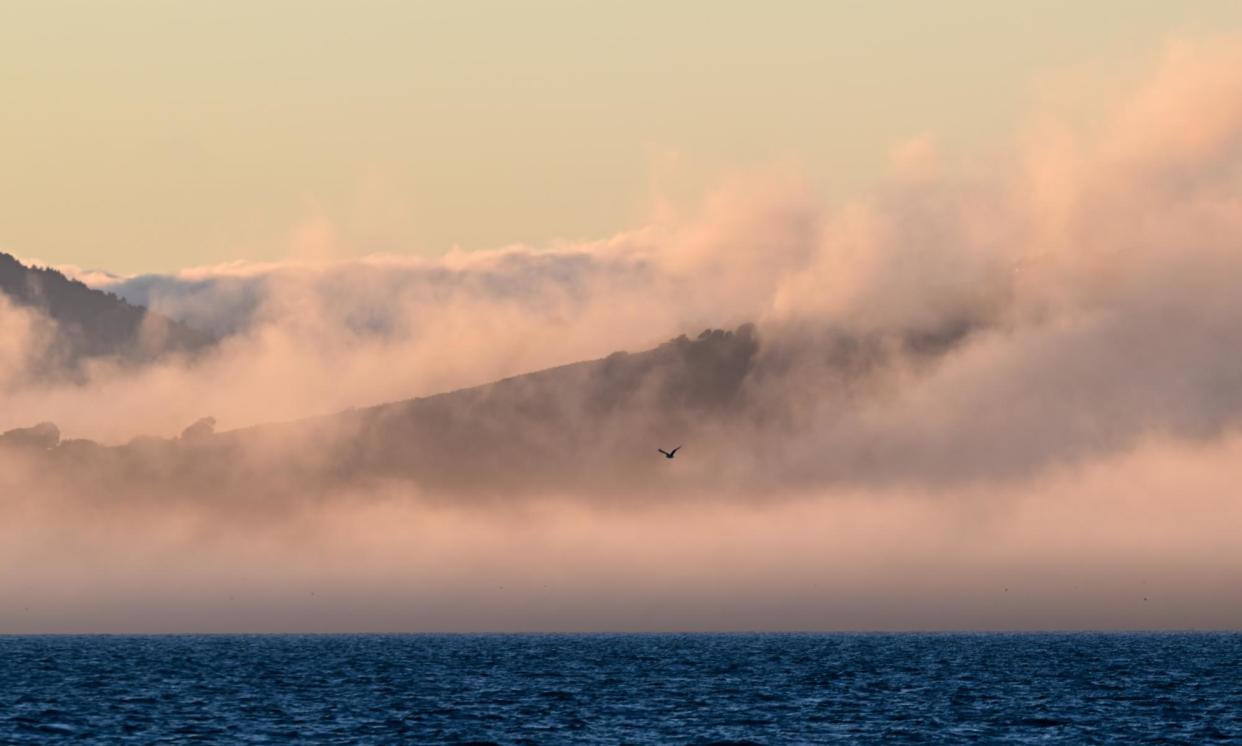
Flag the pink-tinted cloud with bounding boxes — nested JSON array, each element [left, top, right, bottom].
[[3, 34, 1242, 630]]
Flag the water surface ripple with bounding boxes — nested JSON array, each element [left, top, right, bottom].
[[1, 633, 1239, 743]]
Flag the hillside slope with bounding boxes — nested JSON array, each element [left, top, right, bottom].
[[0, 252, 214, 374], [4, 319, 973, 500]]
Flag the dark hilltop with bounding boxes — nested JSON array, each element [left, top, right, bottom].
[[0, 252, 214, 379]]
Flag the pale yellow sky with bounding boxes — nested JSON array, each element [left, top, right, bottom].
[[3, 0, 1241, 273]]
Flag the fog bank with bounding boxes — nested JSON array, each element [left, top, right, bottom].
[[2, 35, 1242, 630]]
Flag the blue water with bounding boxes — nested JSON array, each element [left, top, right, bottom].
[[1, 633, 1239, 743]]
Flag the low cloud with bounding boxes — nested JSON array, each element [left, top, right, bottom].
[[5, 35, 1241, 484], [3, 35, 1242, 630]]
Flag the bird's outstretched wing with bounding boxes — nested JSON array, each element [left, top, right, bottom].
[[657, 448, 671, 457], [669, 446, 681, 457]]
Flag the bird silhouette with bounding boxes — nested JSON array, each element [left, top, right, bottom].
[[658, 446, 681, 459]]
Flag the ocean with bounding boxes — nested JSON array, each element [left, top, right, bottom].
[[1, 633, 1238, 743]]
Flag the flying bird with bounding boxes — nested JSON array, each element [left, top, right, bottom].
[[658, 446, 681, 459]]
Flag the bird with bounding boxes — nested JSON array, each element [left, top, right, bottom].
[[658, 446, 681, 459]]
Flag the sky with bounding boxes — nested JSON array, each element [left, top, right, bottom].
[[4, 4, 1242, 632], [4, 1, 1242, 272]]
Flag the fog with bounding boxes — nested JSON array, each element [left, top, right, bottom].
[[4, 435, 1240, 632], [2, 36, 1241, 631]]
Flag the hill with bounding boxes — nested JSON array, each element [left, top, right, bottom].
[[4, 317, 977, 500], [5, 324, 768, 498], [0, 252, 214, 375]]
